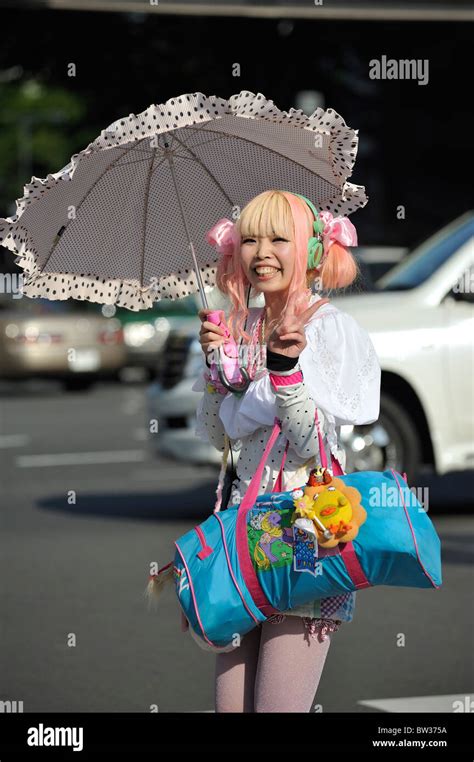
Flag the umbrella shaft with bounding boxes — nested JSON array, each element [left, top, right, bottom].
[[168, 154, 209, 310]]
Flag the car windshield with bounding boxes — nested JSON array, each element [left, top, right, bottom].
[[375, 215, 474, 292]]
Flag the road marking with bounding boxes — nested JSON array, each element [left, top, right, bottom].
[[0, 434, 30, 448], [358, 693, 473, 713], [16, 450, 147, 468]]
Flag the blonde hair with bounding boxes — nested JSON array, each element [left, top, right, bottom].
[[215, 190, 360, 343]]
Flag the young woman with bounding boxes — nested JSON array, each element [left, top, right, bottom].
[[194, 189, 381, 712]]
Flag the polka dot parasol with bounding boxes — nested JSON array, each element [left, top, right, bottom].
[[0, 90, 368, 312]]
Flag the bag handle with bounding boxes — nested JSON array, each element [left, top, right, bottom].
[[239, 408, 344, 514]]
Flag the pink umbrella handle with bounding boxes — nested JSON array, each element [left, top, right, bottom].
[[207, 310, 251, 393]]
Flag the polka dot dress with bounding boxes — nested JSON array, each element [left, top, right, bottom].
[[196, 306, 356, 626]]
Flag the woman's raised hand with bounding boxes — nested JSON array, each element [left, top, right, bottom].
[[267, 294, 330, 359]]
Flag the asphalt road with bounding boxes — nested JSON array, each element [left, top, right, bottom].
[[0, 380, 473, 713]]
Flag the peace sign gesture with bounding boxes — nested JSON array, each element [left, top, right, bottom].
[[267, 293, 330, 359]]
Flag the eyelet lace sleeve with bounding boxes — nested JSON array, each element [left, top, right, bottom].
[[299, 306, 381, 427]]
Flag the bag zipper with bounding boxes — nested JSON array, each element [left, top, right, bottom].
[[194, 525, 214, 560]]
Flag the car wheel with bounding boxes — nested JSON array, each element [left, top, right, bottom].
[[340, 393, 422, 482]]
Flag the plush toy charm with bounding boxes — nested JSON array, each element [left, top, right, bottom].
[[290, 468, 367, 548], [306, 465, 333, 491], [290, 489, 318, 537]]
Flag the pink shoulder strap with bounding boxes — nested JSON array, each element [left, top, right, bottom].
[[239, 408, 343, 513]]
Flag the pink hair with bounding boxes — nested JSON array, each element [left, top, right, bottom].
[[214, 190, 359, 344], [318, 241, 359, 290]]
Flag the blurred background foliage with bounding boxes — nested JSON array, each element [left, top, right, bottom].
[[0, 77, 88, 209]]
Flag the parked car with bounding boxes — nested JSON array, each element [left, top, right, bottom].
[[105, 294, 200, 379], [147, 212, 474, 481], [354, 245, 407, 283], [0, 295, 126, 391], [61, 293, 200, 379]]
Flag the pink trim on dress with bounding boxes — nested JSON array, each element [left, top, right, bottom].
[[269, 370, 303, 391]]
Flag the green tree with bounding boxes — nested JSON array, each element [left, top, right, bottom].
[[0, 78, 91, 217]]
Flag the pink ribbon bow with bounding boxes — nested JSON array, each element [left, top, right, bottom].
[[205, 218, 240, 256], [318, 210, 358, 254]]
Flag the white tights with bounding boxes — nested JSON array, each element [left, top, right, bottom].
[[214, 615, 335, 712]]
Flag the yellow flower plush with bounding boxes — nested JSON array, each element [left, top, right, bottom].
[[291, 470, 367, 548]]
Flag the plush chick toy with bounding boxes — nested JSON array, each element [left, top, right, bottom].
[[291, 468, 367, 548]]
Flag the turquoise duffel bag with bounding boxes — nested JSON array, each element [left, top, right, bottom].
[[149, 411, 442, 650]]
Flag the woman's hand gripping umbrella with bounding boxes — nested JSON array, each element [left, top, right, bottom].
[[198, 308, 250, 395]]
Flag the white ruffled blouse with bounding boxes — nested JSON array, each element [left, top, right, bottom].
[[191, 292, 381, 625]]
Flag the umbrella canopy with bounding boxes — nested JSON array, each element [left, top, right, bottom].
[[0, 90, 367, 311]]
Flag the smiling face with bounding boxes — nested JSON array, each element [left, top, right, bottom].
[[237, 191, 298, 295], [239, 232, 296, 294]]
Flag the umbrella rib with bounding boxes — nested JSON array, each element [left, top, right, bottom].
[[166, 122, 218, 148], [150, 152, 196, 166], [168, 132, 236, 210], [42, 138, 149, 271], [164, 125, 340, 205], [182, 124, 342, 194], [164, 129, 209, 158], [108, 151, 171, 171], [151, 153, 201, 168], [174, 132, 230, 153], [139, 150, 158, 289], [144, 154, 168, 175], [111, 154, 158, 168]]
